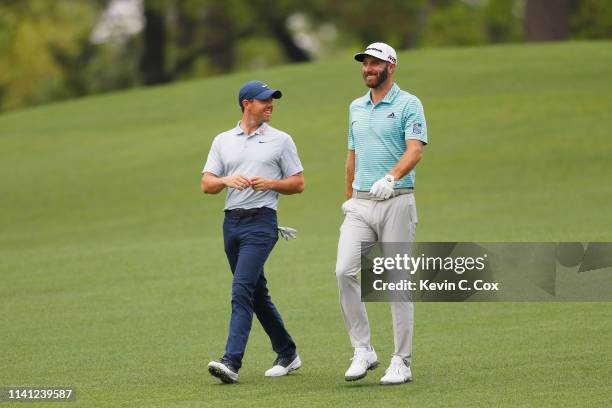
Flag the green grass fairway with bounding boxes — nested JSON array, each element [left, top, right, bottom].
[[1, 41, 611, 407]]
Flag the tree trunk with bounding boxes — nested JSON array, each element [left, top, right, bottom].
[[140, 9, 169, 85], [268, 18, 310, 62], [201, 3, 235, 73], [525, 0, 569, 42]]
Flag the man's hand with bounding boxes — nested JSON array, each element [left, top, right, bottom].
[[250, 176, 276, 192], [222, 175, 251, 191], [369, 174, 395, 199]]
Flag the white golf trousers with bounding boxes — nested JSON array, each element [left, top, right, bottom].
[[335, 193, 417, 361]]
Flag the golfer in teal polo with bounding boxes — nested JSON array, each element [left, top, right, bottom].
[[335, 42, 428, 385]]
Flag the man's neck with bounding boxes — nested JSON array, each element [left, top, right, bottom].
[[239, 116, 263, 136], [370, 80, 394, 105]]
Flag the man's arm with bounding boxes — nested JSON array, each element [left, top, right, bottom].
[[250, 173, 304, 195], [201, 172, 252, 194], [388, 140, 424, 180], [369, 140, 425, 199], [346, 150, 355, 199]]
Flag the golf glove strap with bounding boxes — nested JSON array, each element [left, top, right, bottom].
[[278, 226, 298, 240], [369, 174, 395, 199]]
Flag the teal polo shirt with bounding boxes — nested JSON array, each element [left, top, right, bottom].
[[348, 83, 428, 191]]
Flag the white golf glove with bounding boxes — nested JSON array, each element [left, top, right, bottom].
[[369, 174, 395, 200], [277, 226, 298, 240]]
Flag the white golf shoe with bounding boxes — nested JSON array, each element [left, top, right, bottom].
[[380, 355, 412, 385], [208, 359, 238, 383], [344, 347, 379, 381], [264, 354, 302, 377]]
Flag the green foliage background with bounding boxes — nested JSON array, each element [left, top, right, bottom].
[[1, 0, 612, 112]]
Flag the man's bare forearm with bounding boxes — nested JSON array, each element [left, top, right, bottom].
[[270, 173, 304, 195], [388, 141, 423, 181], [201, 172, 226, 194], [346, 150, 355, 199]]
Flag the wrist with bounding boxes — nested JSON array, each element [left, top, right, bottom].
[[385, 173, 397, 182], [269, 179, 279, 191]]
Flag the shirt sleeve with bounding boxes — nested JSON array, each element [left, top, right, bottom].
[[279, 136, 304, 178], [202, 137, 224, 176], [403, 97, 428, 145], [348, 108, 355, 150]]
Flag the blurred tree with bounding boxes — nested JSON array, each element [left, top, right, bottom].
[[141, 0, 169, 84], [0, 0, 98, 111], [570, 0, 612, 39], [247, 0, 311, 61], [420, 0, 488, 46], [2, 0, 612, 112], [525, 0, 569, 41], [322, 0, 428, 49], [198, 1, 242, 72], [138, 0, 314, 85], [168, 0, 236, 78], [485, 0, 523, 43]]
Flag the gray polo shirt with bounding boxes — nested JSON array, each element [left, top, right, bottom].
[[202, 122, 304, 210]]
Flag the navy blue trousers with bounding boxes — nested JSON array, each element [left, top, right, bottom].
[[222, 208, 296, 369]]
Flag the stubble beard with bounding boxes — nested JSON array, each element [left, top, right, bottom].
[[365, 67, 389, 89]]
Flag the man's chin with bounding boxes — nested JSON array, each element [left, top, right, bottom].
[[364, 78, 379, 88]]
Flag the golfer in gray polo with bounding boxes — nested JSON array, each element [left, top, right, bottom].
[[202, 80, 304, 384]]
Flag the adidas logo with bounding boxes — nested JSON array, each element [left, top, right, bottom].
[[387, 112, 395, 118]]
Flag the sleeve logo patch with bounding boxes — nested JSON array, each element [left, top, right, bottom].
[[412, 123, 423, 135]]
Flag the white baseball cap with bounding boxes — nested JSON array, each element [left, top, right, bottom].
[[354, 42, 397, 64]]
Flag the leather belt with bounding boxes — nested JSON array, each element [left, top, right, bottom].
[[224, 207, 276, 219]]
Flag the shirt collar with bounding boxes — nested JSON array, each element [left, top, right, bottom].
[[364, 83, 400, 106], [234, 121, 268, 136]]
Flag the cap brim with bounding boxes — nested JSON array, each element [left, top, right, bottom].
[[254, 89, 282, 100], [354, 52, 368, 62], [354, 51, 393, 63]]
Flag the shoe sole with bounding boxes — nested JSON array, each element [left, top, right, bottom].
[[380, 377, 413, 385], [345, 361, 380, 381], [208, 364, 238, 384]]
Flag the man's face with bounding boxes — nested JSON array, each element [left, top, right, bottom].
[[244, 98, 274, 122], [362, 56, 393, 88]]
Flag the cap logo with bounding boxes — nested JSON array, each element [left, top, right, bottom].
[[366, 47, 383, 53], [388, 55, 397, 63]]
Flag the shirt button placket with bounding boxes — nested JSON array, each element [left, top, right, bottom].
[[240, 136, 247, 153]]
